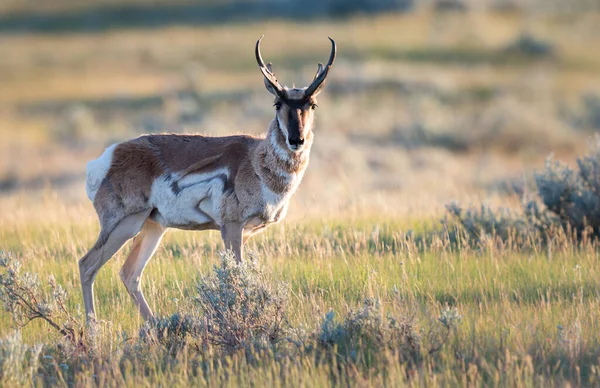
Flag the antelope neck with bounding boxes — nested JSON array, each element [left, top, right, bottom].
[[255, 120, 310, 179]]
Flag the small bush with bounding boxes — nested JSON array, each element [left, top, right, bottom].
[[0, 252, 83, 347], [317, 300, 460, 369], [536, 154, 600, 238], [445, 201, 530, 244], [142, 251, 290, 356], [195, 251, 290, 354], [139, 312, 205, 354], [444, 200, 559, 247], [318, 299, 421, 367]]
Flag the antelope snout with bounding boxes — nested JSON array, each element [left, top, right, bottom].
[[288, 137, 305, 151]]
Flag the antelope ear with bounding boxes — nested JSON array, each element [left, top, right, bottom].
[[263, 62, 284, 97], [264, 80, 282, 97]]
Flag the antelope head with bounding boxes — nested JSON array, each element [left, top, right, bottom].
[[256, 36, 336, 152]]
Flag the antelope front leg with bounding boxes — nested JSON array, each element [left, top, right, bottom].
[[221, 222, 243, 262]]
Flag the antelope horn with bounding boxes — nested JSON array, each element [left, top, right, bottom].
[[305, 37, 336, 98], [255, 35, 285, 97]]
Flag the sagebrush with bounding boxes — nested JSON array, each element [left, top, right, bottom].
[[447, 140, 600, 245]]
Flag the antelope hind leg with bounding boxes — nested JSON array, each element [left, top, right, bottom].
[[119, 219, 165, 320], [78, 210, 152, 322]]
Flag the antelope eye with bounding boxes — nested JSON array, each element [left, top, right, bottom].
[[311, 103, 318, 110], [274, 102, 282, 110]]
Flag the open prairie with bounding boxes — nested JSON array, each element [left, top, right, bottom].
[[1, 2, 600, 386]]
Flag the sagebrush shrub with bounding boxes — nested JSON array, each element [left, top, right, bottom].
[[142, 251, 290, 356], [536, 153, 600, 237], [447, 139, 600, 244], [445, 200, 559, 247], [445, 201, 529, 243], [195, 251, 289, 354], [318, 299, 421, 366], [139, 312, 205, 354], [0, 251, 83, 346]]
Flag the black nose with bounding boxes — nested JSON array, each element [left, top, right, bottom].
[[289, 138, 305, 147]]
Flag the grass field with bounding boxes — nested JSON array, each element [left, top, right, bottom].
[[2, 213, 600, 386], [1, 3, 600, 386]]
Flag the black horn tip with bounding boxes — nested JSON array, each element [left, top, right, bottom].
[[327, 37, 337, 66], [255, 35, 267, 68], [255, 35, 264, 52]]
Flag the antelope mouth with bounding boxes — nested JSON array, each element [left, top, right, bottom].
[[288, 144, 304, 153]]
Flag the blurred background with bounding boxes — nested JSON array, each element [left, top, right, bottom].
[[0, 0, 599, 223]]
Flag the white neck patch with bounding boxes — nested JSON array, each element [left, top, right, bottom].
[[269, 126, 291, 162], [276, 116, 289, 139]]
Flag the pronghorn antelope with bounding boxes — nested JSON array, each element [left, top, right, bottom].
[[79, 36, 336, 321]]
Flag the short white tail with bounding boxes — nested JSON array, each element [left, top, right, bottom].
[[85, 144, 116, 201]]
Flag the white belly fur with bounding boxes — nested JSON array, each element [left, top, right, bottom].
[[149, 169, 228, 227]]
